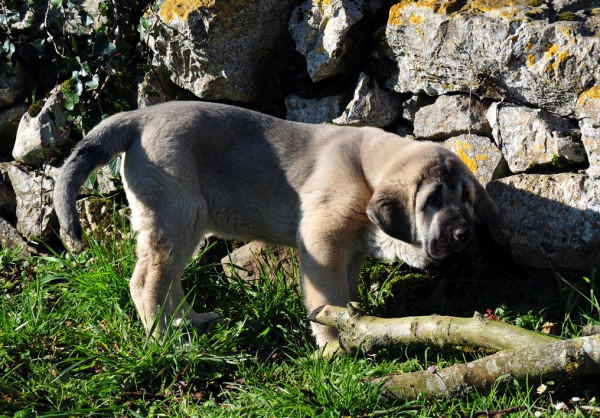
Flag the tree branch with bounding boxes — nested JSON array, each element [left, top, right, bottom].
[[309, 304, 600, 401], [309, 304, 557, 353], [377, 332, 600, 400]]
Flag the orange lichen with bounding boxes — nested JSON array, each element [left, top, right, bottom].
[[159, 0, 215, 22], [557, 51, 568, 65], [527, 54, 535, 67], [471, 0, 518, 13], [545, 44, 559, 58], [455, 141, 477, 172], [578, 85, 600, 104], [388, 3, 405, 25], [409, 13, 423, 24], [387, 0, 459, 21]]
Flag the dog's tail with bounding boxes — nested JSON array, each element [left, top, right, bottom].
[[54, 113, 137, 248]]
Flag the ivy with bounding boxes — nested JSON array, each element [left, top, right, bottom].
[[1, 0, 152, 137]]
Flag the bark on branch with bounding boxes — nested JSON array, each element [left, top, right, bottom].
[[309, 304, 600, 400], [377, 333, 600, 400], [309, 303, 557, 353]]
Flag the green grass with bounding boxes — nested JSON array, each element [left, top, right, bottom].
[[1, 211, 599, 416]]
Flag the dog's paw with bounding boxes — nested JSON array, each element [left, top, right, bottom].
[[312, 340, 344, 359], [193, 312, 224, 334]]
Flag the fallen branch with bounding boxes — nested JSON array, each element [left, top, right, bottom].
[[309, 304, 600, 401], [309, 304, 557, 353], [377, 332, 600, 400]]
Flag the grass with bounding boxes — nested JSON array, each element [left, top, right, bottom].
[[1, 210, 600, 416]]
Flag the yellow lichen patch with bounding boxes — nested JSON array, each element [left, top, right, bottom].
[[545, 44, 559, 58], [471, 0, 519, 13], [388, 3, 405, 26], [500, 8, 521, 18], [455, 141, 477, 172], [409, 14, 423, 24], [317, 0, 331, 11], [159, 0, 215, 22], [525, 41, 533, 51], [527, 54, 535, 67], [559, 26, 573, 38], [315, 46, 325, 54], [547, 50, 569, 71], [387, 0, 458, 20], [578, 85, 600, 104], [475, 154, 488, 161], [557, 51, 568, 65]]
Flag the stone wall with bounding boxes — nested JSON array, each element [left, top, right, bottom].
[[1, 0, 600, 270]]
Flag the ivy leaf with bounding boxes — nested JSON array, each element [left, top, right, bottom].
[[80, 61, 91, 77], [84, 13, 95, 27], [82, 172, 98, 191], [20, 39, 45, 59], [63, 90, 80, 111], [50, 0, 63, 7], [108, 156, 121, 177], [85, 74, 99, 90], [92, 32, 116, 57]]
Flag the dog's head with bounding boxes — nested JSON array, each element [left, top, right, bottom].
[[366, 145, 502, 266]]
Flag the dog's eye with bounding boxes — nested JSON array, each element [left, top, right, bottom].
[[426, 193, 441, 208]]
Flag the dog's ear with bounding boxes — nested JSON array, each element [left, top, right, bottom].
[[366, 186, 415, 243], [473, 182, 503, 228]]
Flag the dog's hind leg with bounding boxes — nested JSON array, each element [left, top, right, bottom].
[[127, 194, 220, 338]]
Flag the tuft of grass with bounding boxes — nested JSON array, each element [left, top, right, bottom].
[[1, 208, 600, 416]]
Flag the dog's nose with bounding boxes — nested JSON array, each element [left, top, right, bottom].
[[453, 227, 472, 242]]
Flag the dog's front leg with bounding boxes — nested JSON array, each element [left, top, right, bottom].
[[298, 241, 352, 347]]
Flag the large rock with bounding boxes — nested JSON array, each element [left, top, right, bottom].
[[285, 92, 350, 124], [576, 85, 600, 177], [333, 72, 401, 127], [487, 173, 600, 270], [146, 0, 298, 102], [443, 134, 508, 186], [486, 102, 586, 173], [289, 0, 369, 82], [7, 163, 58, 241], [385, 0, 600, 117], [401, 94, 436, 124], [221, 241, 298, 282], [413, 94, 492, 140], [13, 92, 71, 166]]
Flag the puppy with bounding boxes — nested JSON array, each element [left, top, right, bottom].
[[54, 101, 502, 346]]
